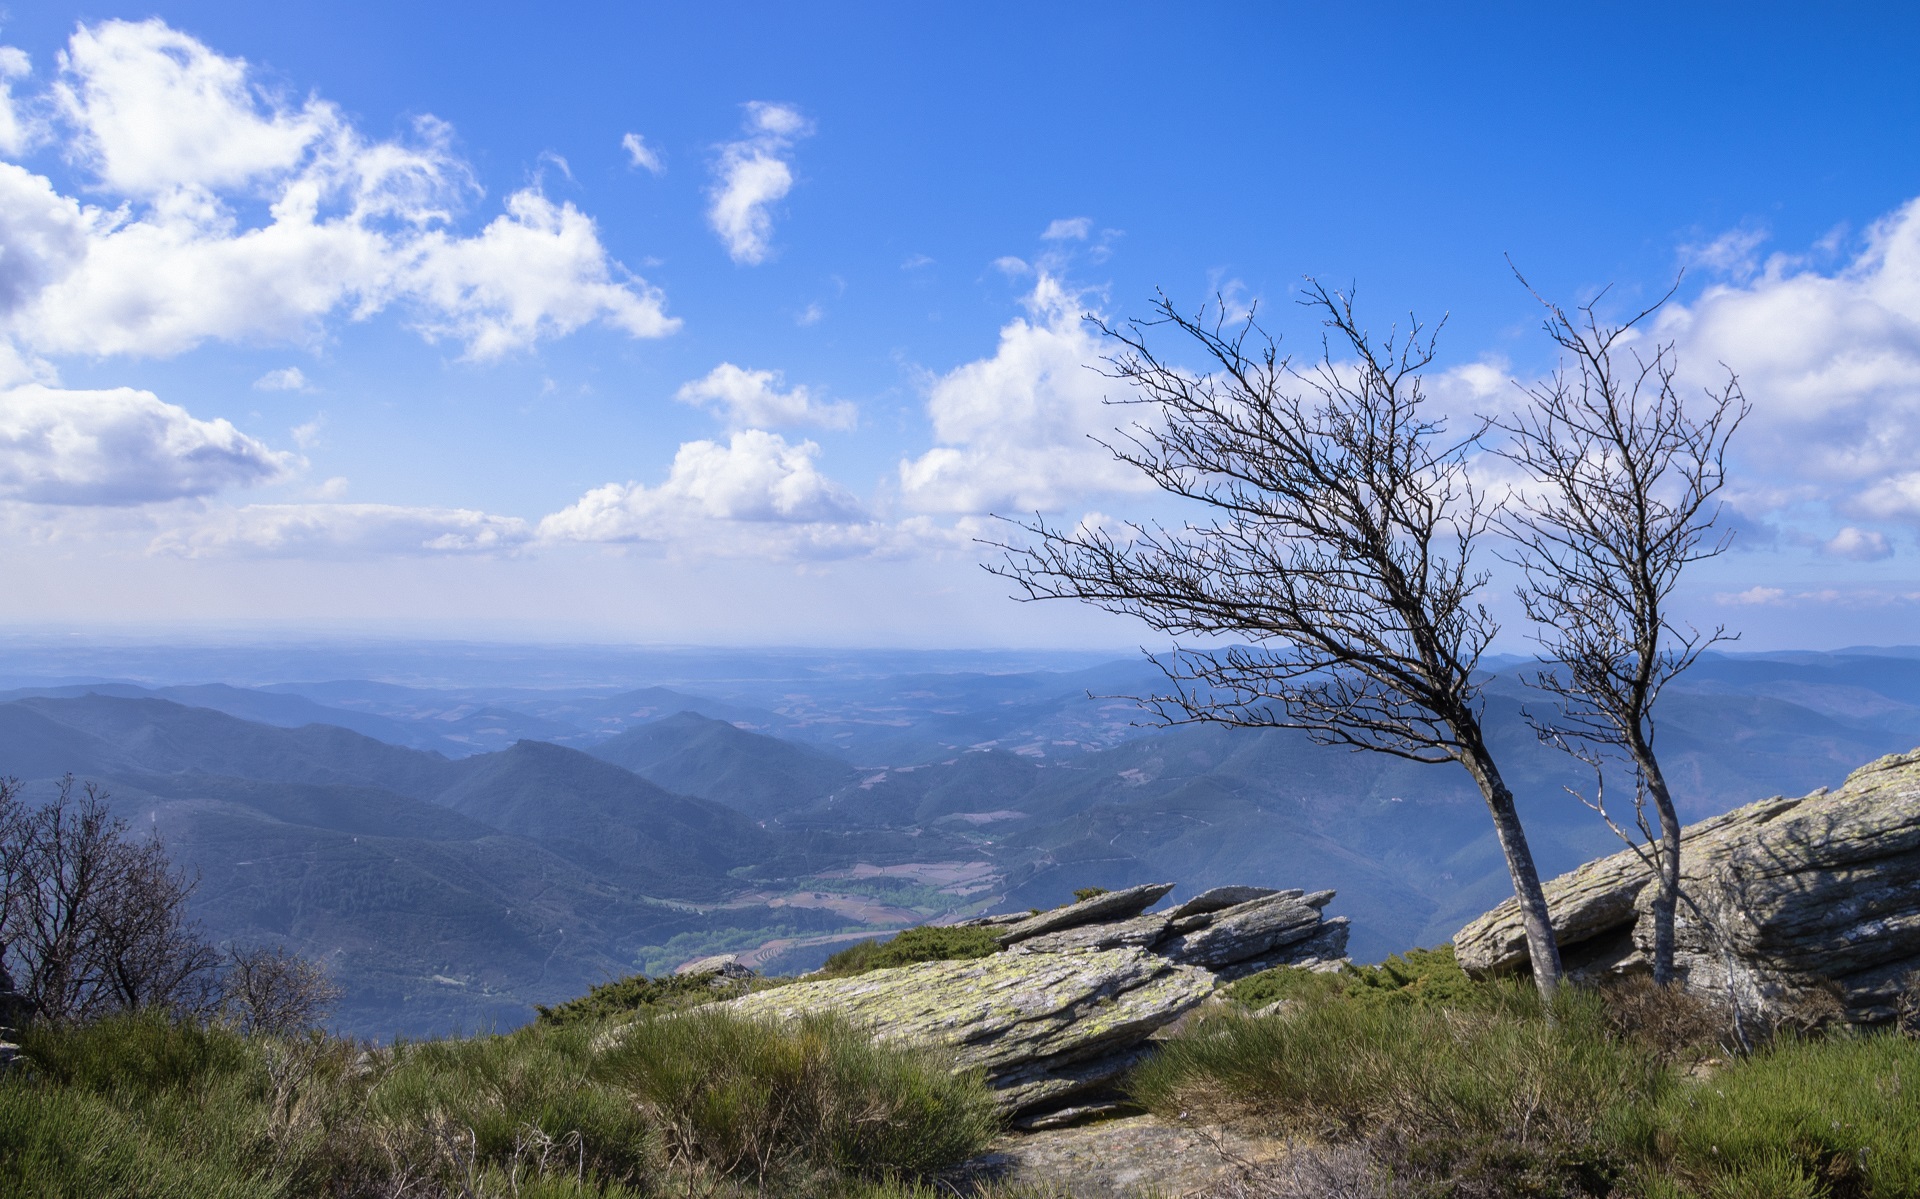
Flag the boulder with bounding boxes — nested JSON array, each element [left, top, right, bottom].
[[1213, 917, 1352, 982], [721, 946, 1213, 1113], [1455, 751, 1920, 1026], [1158, 891, 1333, 970], [1013, 912, 1173, 955], [996, 883, 1176, 947], [1166, 886, 1291, 920]]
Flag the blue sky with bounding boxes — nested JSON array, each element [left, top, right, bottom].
[[3, 3, 1920, 648]]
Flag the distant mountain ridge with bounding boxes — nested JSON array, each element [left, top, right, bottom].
[[7, 646, 1920, 1037]]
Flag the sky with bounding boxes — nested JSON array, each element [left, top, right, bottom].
[[3, 3, 1920, 649]]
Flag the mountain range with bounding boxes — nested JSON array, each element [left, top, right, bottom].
[[4, 644, 1919, 1036]]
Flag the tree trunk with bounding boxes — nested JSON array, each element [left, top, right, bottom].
[[1455, 721, 1565, 998], [1633, 746, 1684, 987]]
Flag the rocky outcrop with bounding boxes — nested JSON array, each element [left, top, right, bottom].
[[1455, 750, 1920, 1026], [724, 946, 1213, 1112], [718, 882, 1349, 1115]]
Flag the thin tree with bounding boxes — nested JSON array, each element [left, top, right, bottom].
[[221, 944, 344, 1035], [989, 282, 1566, 999], [1496, 272, 1747, 986], [0, 776, 219, 1023]]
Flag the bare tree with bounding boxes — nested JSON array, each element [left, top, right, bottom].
[[0, 776, 219, 1023], [990, 282, 1566, 999], [1495, 274, 1747, 987], [221, 944, 343, 1035]]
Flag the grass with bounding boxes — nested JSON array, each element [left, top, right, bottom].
[[1142, 950, 1920, 1198], [817, 924, 1003, 978], [1, 1004, 1000, 1198]]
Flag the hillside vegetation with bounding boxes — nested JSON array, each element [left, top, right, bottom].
[[0, 1008, 998, 1199], [1138, 951, 1920, 1198]]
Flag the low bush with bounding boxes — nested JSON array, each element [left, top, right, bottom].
[[533, 967, 776, 1026], [1133, 983, 1661, 1194], [1145, 952, 1920, 1198], [1619, 1031, 1920, 1198], [1224, 945, 1501, 1015], [818, 924, 1003, 977], [2, 1004, 998, 1197], [598, 1007, 999, 1187]]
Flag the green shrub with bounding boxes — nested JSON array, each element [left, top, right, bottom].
[[2, 1005, 997, 1197], [1132, 984, 1663, 1194], [1071, 887, 1111, 902], [1225, 944, 1495, 1014], [1618, 1031, 1920, 1198], [534, 968, 775, 1026], [595, 1007, 999, 1186], [818, 924, 1002, 978]]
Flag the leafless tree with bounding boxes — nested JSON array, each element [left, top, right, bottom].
[[988, 282, 1566, 999], [221, 943, 343, 1035], [1496, 271, 1747, 986], [0, 776, 219, 1023]]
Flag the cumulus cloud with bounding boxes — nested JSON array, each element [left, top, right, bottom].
[[1823, 526, 1893, 561], [674, 363, 855, 431], [0, 19, 676, 361], [150, 502, 530, 557], [254, 366, 310, 392], [0, 383, 296, 504], [1659, 198, 1920, 530], [706, 102, 812, 265], [0, 46, 32, 156], [898, 274, 1150, 513], [621, 132, 664, 174], [540, 430, 863, 547], [1042, 217, 1091, 241]]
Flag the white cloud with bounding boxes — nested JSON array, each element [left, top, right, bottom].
[[1042, 217, 1091, 241], [290, 414, 325, 448], [404, 189, 676, 358], [0, 46, 32, 156], [1719, 586, 1788, 606], [621, 132, 664, 175], [898, 274, 1150, 513], [1824, 526, 1893, 561], [0, 19, 675, 360], [0, 382, 296, 504], [706, 102, 812, 265], [674, 363, 855, 431], [901, 253, 933, 270], [254, 366, 311, 392], [1680, 225, 1769, 281], [540, 430, 863, 547], [55, 19, 331, 196], [795, 302, 825, 327], [151, 501, 530, 557], [1660, 196, 1920, 529]]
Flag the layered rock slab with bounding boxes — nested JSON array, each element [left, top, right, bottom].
[[1455, 750, 1920, 1025], [721, 946, 1213, 1113]]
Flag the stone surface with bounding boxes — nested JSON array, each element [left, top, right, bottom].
[[1013, 912, 1172, 955], [720, 946, 1213, 1112], [674, 953, 746, 977], [1455, 751, 1920, 1026], [1167, 886, 1292, 920], [1213, 917, 1352, 982], [954, 1114, 1292, 1199], [1158, 892, 1333, 970], [996, 883, 1176, 947]]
